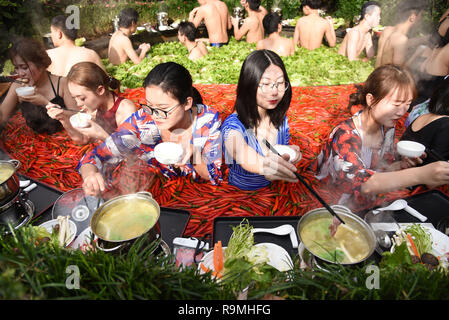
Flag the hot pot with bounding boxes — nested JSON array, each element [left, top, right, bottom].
[[90, 191, 161, 254], [0, 160, 21, 206], [297, 205, 377, 267]]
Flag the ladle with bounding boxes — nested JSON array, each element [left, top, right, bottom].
[[252, 224, 298, 248], [373, 199, 427, 222], [374, 230, 392, 249]]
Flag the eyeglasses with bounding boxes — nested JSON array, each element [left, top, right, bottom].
[[258, 81, 289, 94], [139, 102, 181, 119]]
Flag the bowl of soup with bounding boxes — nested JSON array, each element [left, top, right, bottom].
[[297, 205, 376, 265], [90, 191, 161, 253]]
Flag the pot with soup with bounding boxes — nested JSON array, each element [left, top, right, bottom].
[[297, 205, 376, 266], [0, 160, 21, 206], [90, 191, 161, 253]]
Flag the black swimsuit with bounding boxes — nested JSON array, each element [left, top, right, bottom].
[[20, 73, 67, 134]]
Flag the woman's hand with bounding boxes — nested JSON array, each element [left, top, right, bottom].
[[46, 103, 66, 121], [420, 161, 449, 188], [82, 170, 106, 197], [399, 152, 426, 169], [77, 119, 110, 141], [17, 87, 50, 106], [288, 145, 302, 164], [262, 153, 299, 183]]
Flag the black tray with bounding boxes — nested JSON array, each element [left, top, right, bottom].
[[213, 216, 301, 256], [158, 207, 191, 251]]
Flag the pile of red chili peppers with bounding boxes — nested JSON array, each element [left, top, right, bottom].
[[1, 84, 447, 238]]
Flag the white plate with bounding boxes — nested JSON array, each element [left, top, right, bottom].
[[39, 219, 77, 247], [154, 142, 183, 165], [198, 243, 293, 275], [70, 227, 97, 250]]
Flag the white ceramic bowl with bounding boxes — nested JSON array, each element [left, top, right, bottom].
[[273, 144, 298, 162], [15, 86, 35, 96], [70, 113, 92, 128], [39, 218, 77, 246], [154, 142, 184, 165], [397, 140, 425, 158]]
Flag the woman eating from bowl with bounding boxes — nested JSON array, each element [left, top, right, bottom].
[[221, 50, 301, 190], [400, 76, 449, 165], [78, 62, 223, 196], [0, 38, 77, 134], [46, 62, 137, 144], [312, 64, 449, 211]]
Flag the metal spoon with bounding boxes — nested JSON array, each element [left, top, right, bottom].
[[374, 230, 392, 249], [372, 199, 427, 222], [252, 225, 299, 248]]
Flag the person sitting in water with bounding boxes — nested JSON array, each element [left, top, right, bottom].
[[338, 1, 381, 61], [221, 50, 302, 191], [0, 38, 78, 134], [189, 0, 230, 47], [47, 62, 137, 144], [231, 0, 264, 44], [257, 13, 294, 57], [293, 0, 336, 50], [240, 0, 268, 33], [401, 77, 449, 165], [46, 15, 105, 77], [312, 64, 449, 212], [178, 22, 208, 61], [375, 0, 426, 67], [108, 8, 151, 65], [78, 62, 223, 197]]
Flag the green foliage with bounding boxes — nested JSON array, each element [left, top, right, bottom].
[[105, 38, 375, 89]]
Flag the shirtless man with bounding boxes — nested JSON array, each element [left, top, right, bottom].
[[231, 0, 264, 43], [293, 0, 336, 50], [178, 22, 208, 60], [257, 13, 294, 56], [47, 15, 104, 76], [240, 0, 268, 32], [338, 1, 381, 61], [189, 0, 229, 47], [376, 0, 425, 67], [108, 8, 151, 65]]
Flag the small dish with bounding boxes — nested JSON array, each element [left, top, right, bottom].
[[273, 144, 298, 162], [15, 86, 35, 96], [39, 218, 77, 246], [154, 142, 184, 165], [70, 112, 92, 128], [397, 140, 425, 158]]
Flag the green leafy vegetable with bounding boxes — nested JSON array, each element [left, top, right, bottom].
[[404, 224, 432, 257]]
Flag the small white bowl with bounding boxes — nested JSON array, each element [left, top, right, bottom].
[[70, 112, 92, 128], [15, 86, 35, 96], [273, 144, 298, 162], [39, 218, 77, 246], [397, 140, 425, 158], [154, 142, 184, 165]]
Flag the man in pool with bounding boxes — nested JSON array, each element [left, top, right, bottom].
[[108, 8, 151, 65], [47, 15, 105, 76], [256, 13, 294, 56], [240, 0, 268, 32], [231, 0, 264, 43], [189, 0, 230, 47], [376, 0, 426, 67], [338, 1, 381, 61], [178, 22, 208, 60], [293, 0, 336, 50]]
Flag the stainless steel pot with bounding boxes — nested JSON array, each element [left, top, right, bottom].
[[0, 160, 21, 206], [90, 191, 161, 253], [297, 205, 377, 266]]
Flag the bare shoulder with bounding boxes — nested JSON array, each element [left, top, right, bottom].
[[119, 98, 138, 113]]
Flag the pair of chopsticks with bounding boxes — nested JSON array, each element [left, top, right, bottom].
[[0, 76, 28, 85], [263, 139, 345, 225]]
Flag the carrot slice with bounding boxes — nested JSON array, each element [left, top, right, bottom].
[[407, 233, 421, 259], [216, 241, 223, 272]]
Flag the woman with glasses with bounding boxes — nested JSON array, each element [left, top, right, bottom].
[[78, 62, 222, 197], [47, 62, 137, 144], [221, 50, 302, 190]]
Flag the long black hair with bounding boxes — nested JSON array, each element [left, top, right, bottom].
[[143, 62, 202, 105], [234, 50, 292, 131], [428, 76, 449, 115]]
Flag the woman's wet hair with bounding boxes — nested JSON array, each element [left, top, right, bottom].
[[9, 37, 52, 70], [178, 21, 197, 42], [67, 62, 120, 92], [143, 62, 202, 105], [51, 15, 78, 41], [234, 50, 292, 130], [263, 13, 281, 35], [428, 76, 449, 115], [119, 8, 139, 28], [348, 64, 417, 110]]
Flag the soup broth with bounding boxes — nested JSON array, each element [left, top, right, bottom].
[[95, 199, 158, 241], [300, 216, 370, 264], [0, 164, 14, 184]]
